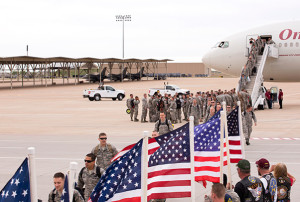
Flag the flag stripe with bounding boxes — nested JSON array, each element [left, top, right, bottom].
[[148, 180, 191, 190], [148, 174, 191, 185], [194, 166, 220, 172], [229, 150, 242, 155], [147, 186, 191, 196], [148, 192, 191, 200], [110, 189, 141, 202], [148, 168, 190, 179], [229, 140, 241, 145]]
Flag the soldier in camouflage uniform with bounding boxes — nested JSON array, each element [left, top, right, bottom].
[[141, 93, 148, 123], [242, 105, 257, 145], [48, 172, 84, 202], [148, 95, 154, 122], [188, 99, 201, 126], [77, 153, 103, 201], [182, 94, 188, 120], [133, 96, 140, 122], [154, 112, 173, 135], [126, 94, 134, 121], [91, 133, 118, 170], [163, 94, 170, 120], [169, 96, 177, 124]]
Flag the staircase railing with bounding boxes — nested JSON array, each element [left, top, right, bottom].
[[250, 45, 269, 106]]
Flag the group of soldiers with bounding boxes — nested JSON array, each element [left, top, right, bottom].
[[126, 88, 257, 145], [49, 132, 118, 202], [240, 36, 275, 91]]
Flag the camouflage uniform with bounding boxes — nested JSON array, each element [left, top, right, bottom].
[[175, 98, 183, 123], [242, 110, 257, 142], [141, 97, 148, 122], [169, 99, 177, 123], [133, 99, 140, 121], [188, 104, 201, 126], [149, 199, 166, 202], [152, 98, 159, 122], [164, 97, 170, 120], [126, 98, 134, 121], [148, 97, 154, 122], [91, 143, 118, 170], [77, 166, 103, 201], [182, 97, 188, 120], [48, 188, 84, 202], [154, 119, 173, 135]]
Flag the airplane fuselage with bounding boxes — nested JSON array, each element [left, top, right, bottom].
[[202, 21, 300, 82]]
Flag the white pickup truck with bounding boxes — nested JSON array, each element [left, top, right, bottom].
[[148, 84, 190, 96], [83, 85, 125, 101]]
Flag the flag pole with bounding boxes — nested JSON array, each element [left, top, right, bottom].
[[222, 102, 232, 190], [220, 111, 224, 184], [189, 116, 196, 202], [141, 131, 149, 202], [28, 147, 38, 202], [237, 101, 245, 159], [69, 162, 78, 201]]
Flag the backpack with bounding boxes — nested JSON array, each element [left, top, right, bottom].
[[130, 99, 134, 108], [176, 99, 181, 109], [156, 119, 169, 131], [157, 99, 164, 111], [75, 167, 102, 199], [93, 143, 113, 156], [52, 188, 77, 202]]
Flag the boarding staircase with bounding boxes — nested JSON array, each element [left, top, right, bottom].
[[238, 45, 279, 109]]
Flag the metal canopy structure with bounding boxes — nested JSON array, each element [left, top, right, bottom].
[[0, 56, 172, 89]]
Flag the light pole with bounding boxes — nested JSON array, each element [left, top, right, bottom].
[[116, 15, 131, 82]]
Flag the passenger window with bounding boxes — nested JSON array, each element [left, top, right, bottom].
[[279, 43, 282, 47], [166, 86, 172, 90], [290, 42, 293, 47], [106, 86, 114, 91], [296, 42, 299, 47], [284, 43, 287, 47]]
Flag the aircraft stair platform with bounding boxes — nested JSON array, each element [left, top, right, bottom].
[[238, 44, 278, 109]]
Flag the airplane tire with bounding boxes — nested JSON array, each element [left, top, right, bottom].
[[117, 94, 124, 101], [112, 98, 117, 101], [94, 94, 101, 101], [89, 97, 95, 101]]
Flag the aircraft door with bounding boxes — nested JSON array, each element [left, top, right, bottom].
[[245, 35, 258, 57], [270, 86, 278, 103]]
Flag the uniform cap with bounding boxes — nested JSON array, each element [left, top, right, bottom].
[[237, 159, 250, 170], [256, 158, 270, 169]]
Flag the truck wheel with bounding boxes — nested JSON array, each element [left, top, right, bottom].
[[94, 94, 101, 101], [117, 94, 124, 101], [89, 97, 95, 101], [112, 98, 117, 101]]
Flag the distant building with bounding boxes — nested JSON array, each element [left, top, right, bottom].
[[157, 63, 210, 77]]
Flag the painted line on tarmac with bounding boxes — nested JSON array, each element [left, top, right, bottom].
[[247, 151, 300, 154], [0, 157, 82, 160], [252, 137, 300, 140], [0, 147, 25, 149]]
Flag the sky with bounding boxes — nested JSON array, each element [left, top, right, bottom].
[[0, 0, 300, 62]]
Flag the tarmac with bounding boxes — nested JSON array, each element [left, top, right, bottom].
[[0, 77, 299, 201]]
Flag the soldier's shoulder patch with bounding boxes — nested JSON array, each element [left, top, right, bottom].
[[248, 176, 256, 183]]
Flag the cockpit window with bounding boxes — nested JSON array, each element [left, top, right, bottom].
[[213, 41, 229, 48]]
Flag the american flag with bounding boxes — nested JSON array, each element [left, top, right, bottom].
[[61, 175, 70, 202], [89, 124, 192, 202], [194, 111, 227, 183], [0, 158, 31, 202], [88, 139, 143, 202], [147, 123, 191, 200], [227, 107, 243, 163]]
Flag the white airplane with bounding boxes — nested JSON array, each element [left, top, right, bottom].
[[202, 21, 300, 82]]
